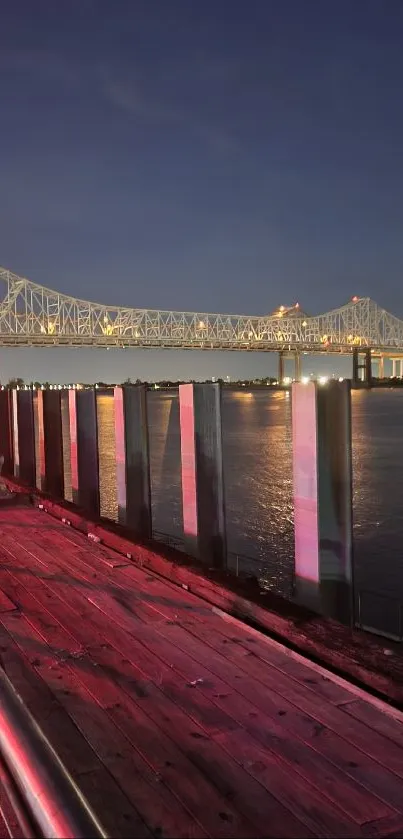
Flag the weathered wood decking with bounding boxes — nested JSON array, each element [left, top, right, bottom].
[[0, 505, 403, 838]]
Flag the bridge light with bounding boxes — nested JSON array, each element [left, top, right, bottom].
[[279, 305, 285, 311], [198, 320, 206, 330], [322, 335, 328, 342], [302, 320, 307, 327], [347, 334, 353, 342], [103, 314, 108, 323], [352, 296, 359, 303], [295, 302, 300, 309]]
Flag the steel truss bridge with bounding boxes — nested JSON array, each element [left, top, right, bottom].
[[1, 266, 403, 354]]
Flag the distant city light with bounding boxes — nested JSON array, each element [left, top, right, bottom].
[[283, 376, 291, 385], [301, 376, 309, 384], [319, 376, 328, 385]]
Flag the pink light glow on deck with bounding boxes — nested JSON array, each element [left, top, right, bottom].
[[292, 382, 319, 583], [179, 384, 198, 540]]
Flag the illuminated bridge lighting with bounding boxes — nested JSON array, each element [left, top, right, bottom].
[[0, 266, 401, 353]]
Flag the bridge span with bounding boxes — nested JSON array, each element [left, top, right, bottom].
[[1, 266, 403, 353], [2, 266, 403, 383]]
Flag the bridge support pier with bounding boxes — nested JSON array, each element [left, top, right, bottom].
[[68, 389, 100, 517], [352, 348, 372, 387], [179, 383, 227, 569], [278, 351, 302, 383], [278, 352, 285, 384], [292, 380, 353, 625], [378, 355, 385, 379], [391, 358, 403, 378], [114, 384, 152, 539]]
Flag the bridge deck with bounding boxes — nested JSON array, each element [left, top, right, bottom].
[[0, 506, 403, 838]]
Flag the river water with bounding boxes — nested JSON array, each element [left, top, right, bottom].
[[56, 388, 403, 639]]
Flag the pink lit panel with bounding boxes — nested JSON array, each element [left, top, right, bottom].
[[292, 382, 319, 583], [179, 384, 198, 540], [11, 390, 19, 476], [68, 390, 78, 497], [36, 389, 45, 485]]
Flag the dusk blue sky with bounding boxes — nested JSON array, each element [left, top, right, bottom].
[[1, 0, 403, 382]]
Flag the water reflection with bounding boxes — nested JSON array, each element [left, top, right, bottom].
[[221, 389, 294, 594], [352, 390, 403, 598]]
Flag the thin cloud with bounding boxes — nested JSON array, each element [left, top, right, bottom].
[[102, 73, 240, 154], [103, 78, 182, 123]]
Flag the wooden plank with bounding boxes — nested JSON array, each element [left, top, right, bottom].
[[361, 813, 403, 837], [47, 647, 310, 839], [24, 489, 403, 711], [3, 556, 318, 835], [47, 540, 355, 715], [1, 513, 403, 836], [89, 639, 391, 826], [25, 529, 351, 718], [169, 616, 353, 704], [0, 559, 261, 837], [0, 607, 210, 839], [19, 540, 394, 820], [75, 766, 152, 839], [216, 728, 358, 838], [0, 589, 16, 613], [105, 688, 285, 838], [0, 615, 101, 777], [156, 620, 403, 780], [341, 700, 403, 749], [0, 563, 82, 657], [113, 566, 354, 707], [47, 581, 390, 826], [25, 654, 209, 839]]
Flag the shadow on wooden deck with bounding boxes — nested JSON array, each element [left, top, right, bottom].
[[0, 503, 403, 838]]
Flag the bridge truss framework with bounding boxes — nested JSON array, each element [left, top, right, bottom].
[[1, 267, 403, 355]]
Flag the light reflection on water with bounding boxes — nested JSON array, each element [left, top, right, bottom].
[[56, 388, 403, 607], [351, 390, 403, 599]]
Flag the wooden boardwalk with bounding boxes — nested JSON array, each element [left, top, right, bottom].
[[0, 506, 403, 838]]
